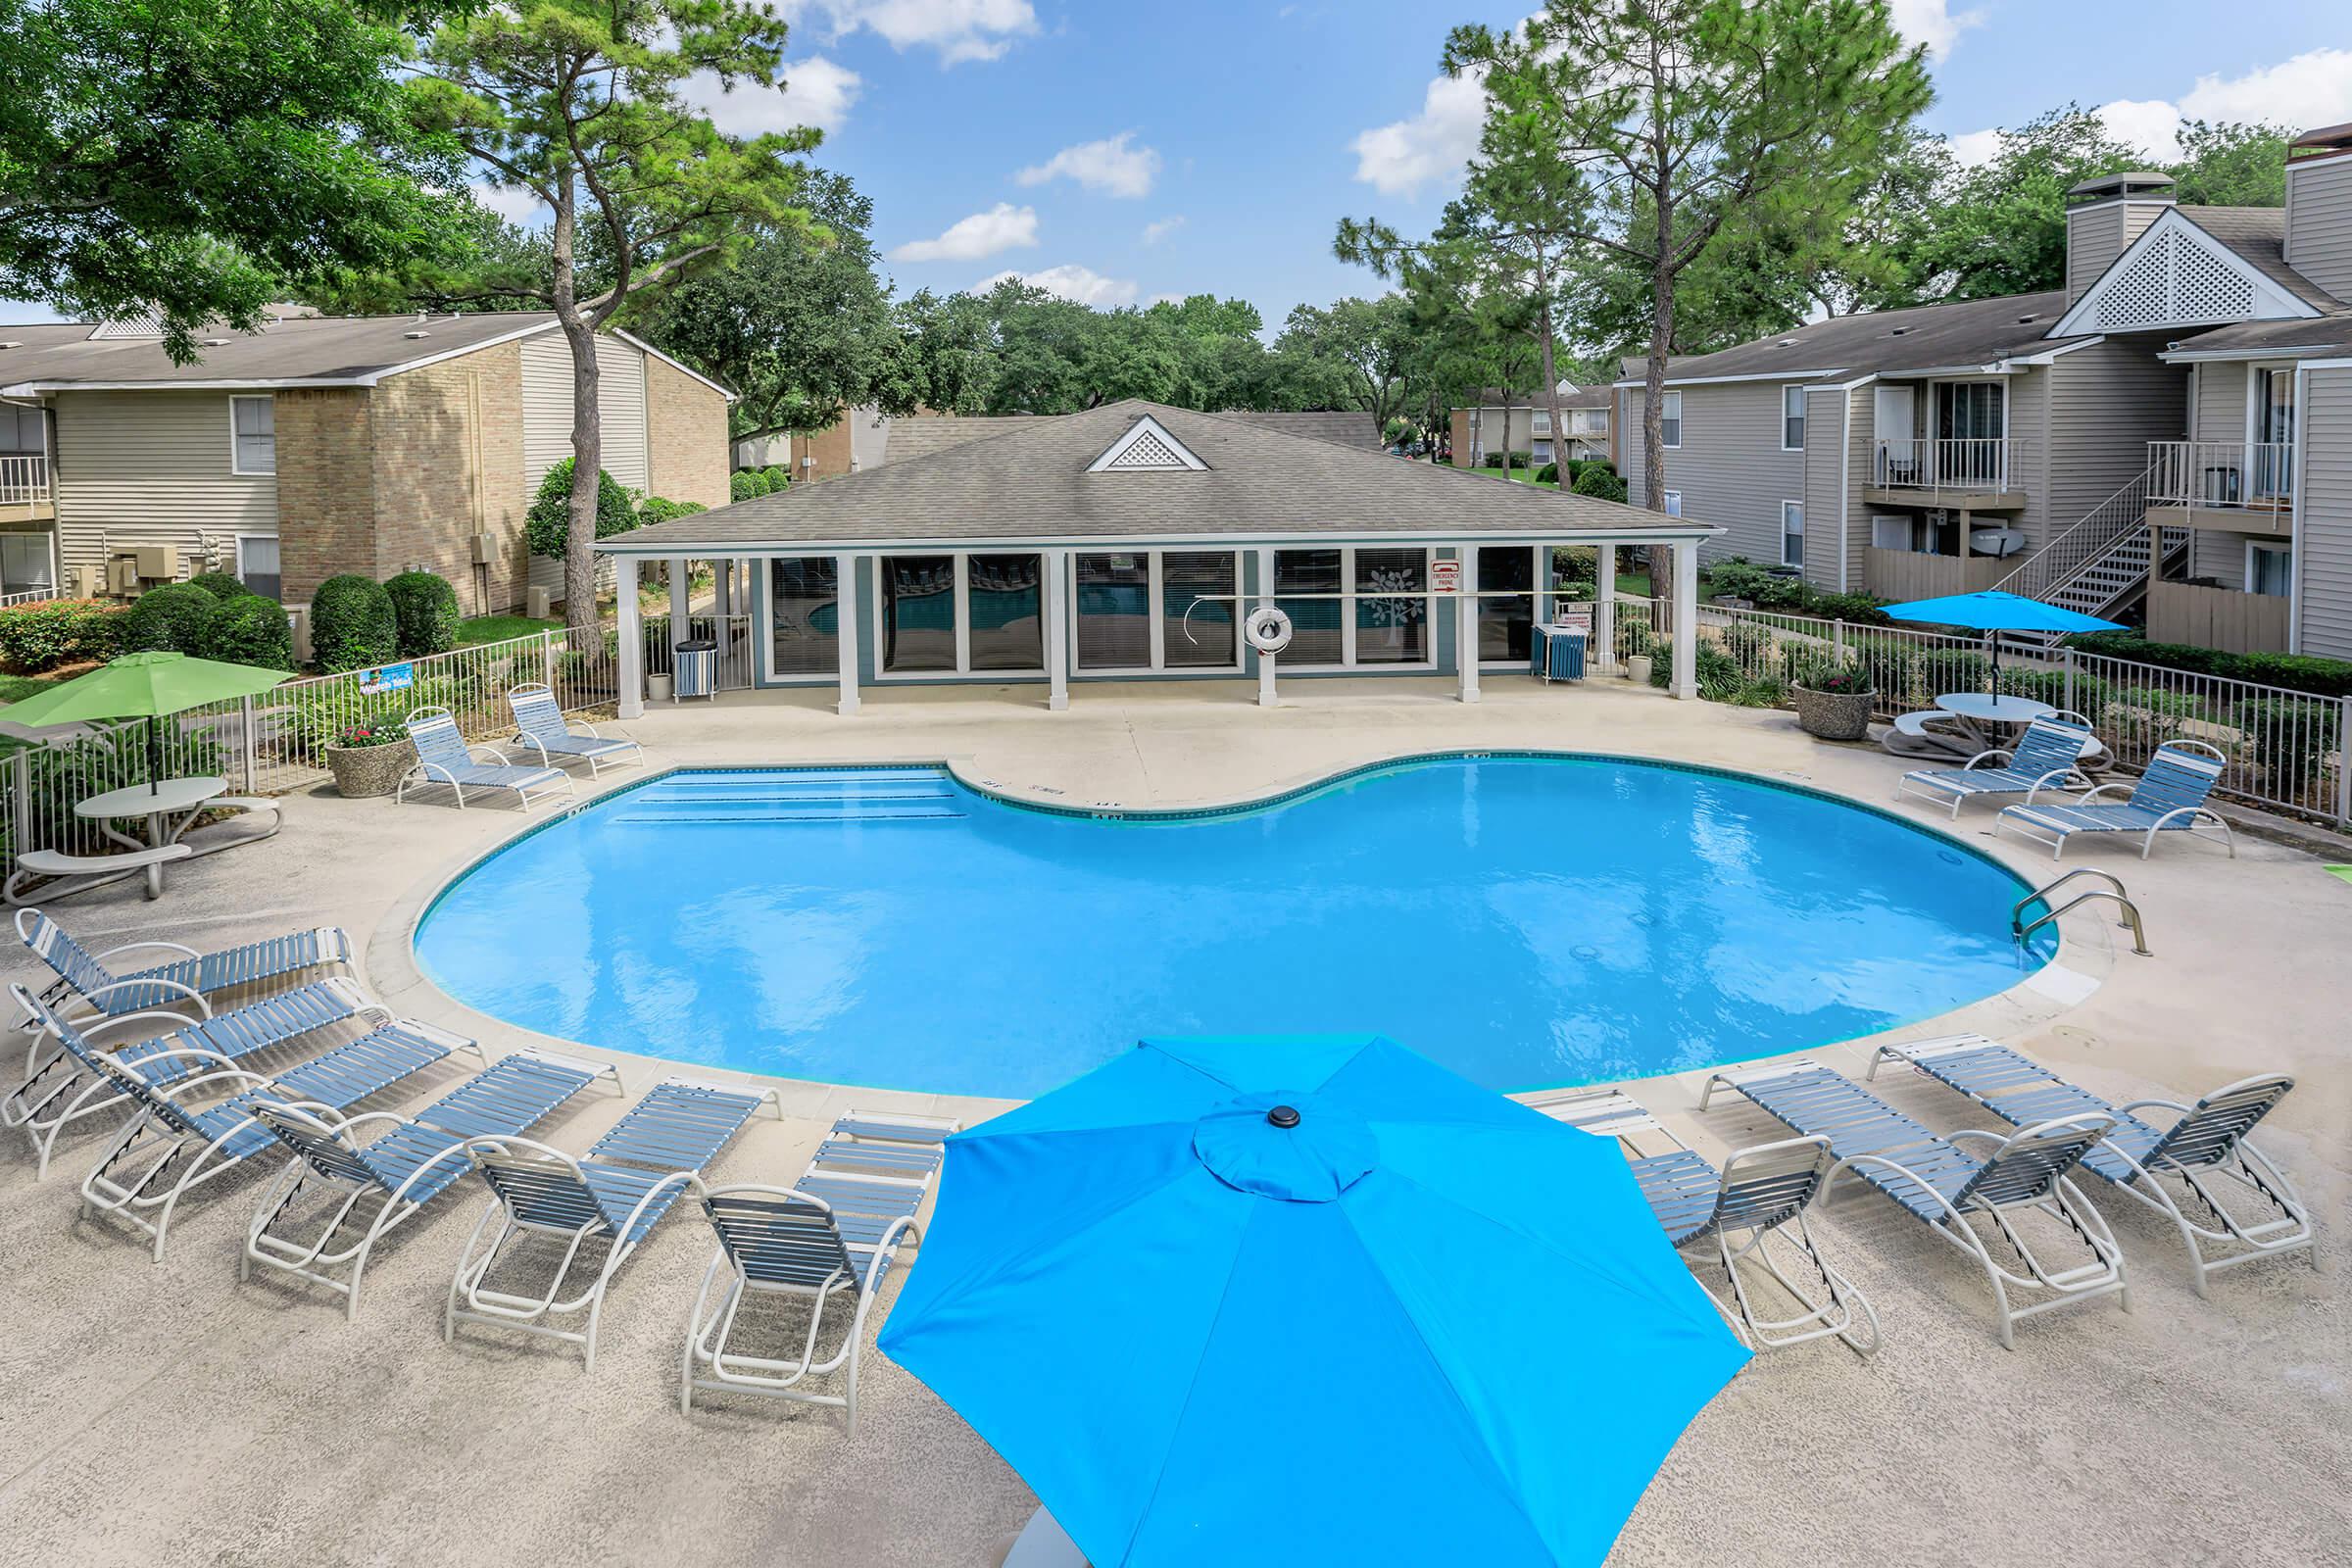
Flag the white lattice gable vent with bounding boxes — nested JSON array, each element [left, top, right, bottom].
[[1087, 414, 1208, 472], [2052, 210, 2317, 337]]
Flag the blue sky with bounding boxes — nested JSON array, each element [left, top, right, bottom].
[[10, 1, 2351, 329]]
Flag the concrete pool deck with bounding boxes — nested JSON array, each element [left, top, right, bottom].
[[1, 676, 2346, 1566]]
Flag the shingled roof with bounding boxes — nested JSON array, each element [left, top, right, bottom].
[[1625, 290, 2083, 385], [606, 400, 1712, 555]]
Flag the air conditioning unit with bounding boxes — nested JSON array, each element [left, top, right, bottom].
[[471, 532, 497, 564], [71, 564, 105, 598], [132, 545, 177, 580], [526, 585, 554, 618], [108, 557, 140, 595]]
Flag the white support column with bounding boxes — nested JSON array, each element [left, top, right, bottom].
[[714, 558, 734, 618], [1671, 541, 1699, 700], [668, 556, 692, 640], [834, 553, 860, 715], [1455, 545, 1480, 704], [1044, 548, 1069, 711], [615, 556, 644, 719], [1255, 546, 1278, 709], [1592, 542, 1617, 675]]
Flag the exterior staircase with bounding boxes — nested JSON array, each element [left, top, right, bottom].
[[1991, 464, 2186, 634]]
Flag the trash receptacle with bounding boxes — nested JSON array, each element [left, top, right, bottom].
[[673, 638, 718, 701]]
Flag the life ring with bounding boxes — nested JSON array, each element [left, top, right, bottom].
[[1244, 605, 1294, 656]]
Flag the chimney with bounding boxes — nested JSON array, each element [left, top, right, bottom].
[[2063, 172, 2177, 305], [2285, 123, 2352, 299]]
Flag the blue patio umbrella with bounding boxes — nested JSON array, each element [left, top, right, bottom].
[[1879, 589, 2126, 708], [878, 1035, 1749, 1568]]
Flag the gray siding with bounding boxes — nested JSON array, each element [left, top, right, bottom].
[[2284, 153, 2352, 299], [1623, 380, 1804, 564], [1800, 386, 1868, 593], [2043, 335, 2186, 539], [2066, 204, 2124, 304], [2187, 361, 2251, 586], [51, 389, 276, 584], [2296, 366, 2352, 659]]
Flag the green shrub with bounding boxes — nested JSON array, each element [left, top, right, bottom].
[[1721, 618, 1773, 665], [1790, 652, 1873, 695], [200, 592, 294, 669], [309, 574, 400, 673], [120, 583, 219, 655], [2234, 697, 2337, 784], [636, 496, 710, 528], [761, 464, 789, 490], [730, 470, 760, 501], [1535, 462, 1559, 484], [384, 570, 461, 658], [187, 570, 252, 601], [2066, 629, 2352, 700], [0, 599, 126, 672], [524, 457, 639, 558], [1571, 464, 1629, 503]]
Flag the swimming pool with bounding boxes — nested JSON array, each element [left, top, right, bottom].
[[416, 755, 2054, 1098]]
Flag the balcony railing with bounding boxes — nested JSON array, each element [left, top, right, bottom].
[[0, 454, 49, 507], [2147, 440, 2293, 512], [1873, 437, 2011, 493]]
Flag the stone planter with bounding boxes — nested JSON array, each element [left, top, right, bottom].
[[648, 672, 674, 702], [1792, 683, 1876, 742], [325, 738, 416, 799], [1626, 655, 1653, 686]]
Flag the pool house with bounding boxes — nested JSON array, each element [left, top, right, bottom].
[[600, 401, 1721, 716]]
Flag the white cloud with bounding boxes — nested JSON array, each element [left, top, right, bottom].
[[781, 0, 1037, 66], [2179, 48, 2352, 131], [469, 179, 547, 227], [1944, 128, 2004, 169], [2097, 99, 2187, 164], [684, 56, 860, 137], [1886, 0, 1984, 63], [1349, 67, 1486, 197], [887, 202, 1039, 263], [1142, 216, 1186, 244], [972, 264, 1140, 308], [1016, 133, 1162, 199]]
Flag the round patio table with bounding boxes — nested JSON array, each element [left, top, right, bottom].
[[74, 774, 227, 897], [1932, 692, 2056, 755]]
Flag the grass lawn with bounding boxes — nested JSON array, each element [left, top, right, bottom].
[[0, 671, 53, 704], [457, 613, 563, 647], [1501, 469, 1559, 490]]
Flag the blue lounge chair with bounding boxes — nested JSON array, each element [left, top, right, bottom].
[[15, 906, 350, 1026], [239, 1050, 623, 1317], [395, 707, 573, 811], [6, 976, 375, 1178], [1533, 1089, 1879, 1356], [681, 1107, 960, 1428], [1894, 711, 2096, 819], [445, 1077, 786, 1367], [1700, 1059, 2128, 1347], [505, 681, 642, 777], [1993, 739, 2234, 859], [6, 984, 476, 1257], [1868, 1036, 2311, 1297]]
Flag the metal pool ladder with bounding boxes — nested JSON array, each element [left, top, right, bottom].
[[2012, 868, 2150, 957]]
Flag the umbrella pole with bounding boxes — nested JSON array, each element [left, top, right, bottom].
[[1987, 631, 2000, 708], [147, 715, 162, 795]]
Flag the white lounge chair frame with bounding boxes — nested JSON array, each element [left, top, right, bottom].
[[503, 681, 643, 777], [1701, 1061, 2131, 1348], [1892, 711, 2098, 819], [1869, 1038, 2313, 1298], [1992, 739, 2235, 860], [1533, 1089, 1880, 1356], [394, 706, 573, 812]]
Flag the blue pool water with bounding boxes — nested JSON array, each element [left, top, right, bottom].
[[416, 757, 2053, 1098]]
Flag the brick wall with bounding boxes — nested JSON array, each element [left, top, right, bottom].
[[789, 419, 855, 482], [274, 388, 373, 607], [368, 341, 527, 614], [645, 358, 729, 508]]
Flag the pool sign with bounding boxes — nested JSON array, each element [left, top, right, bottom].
[[358, 662, 415, 695], [1431, 560, 1461, 594]]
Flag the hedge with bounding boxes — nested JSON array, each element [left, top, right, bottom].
[[187, 570, 251, 600], [121, 582, 219, 655], [637, 496, 710, 527], [384, 570, 461, 658], [524, 458, 638, 558], [0, 599, 125, 672], [1570, 464, 1629, 504], [730, 470, 763, 501], [761, 465, 789, 490], [200, 593, 295, 669], [310, 574, 400, 673], [2064, 630, 2352, 699]]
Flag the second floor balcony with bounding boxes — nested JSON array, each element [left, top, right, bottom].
[[0, 453, 50, 512], [2147, 440, 2292, 528], [1869, 438, 2019, 507]]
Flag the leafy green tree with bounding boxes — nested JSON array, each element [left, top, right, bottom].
[[0, 0, 467, 362], [525, 458, 637, 558], [1445, 0, 1932, 525], [2168, 121, 2290, 207], [407, 0, 815, 631], [1268, 297, 1417, 427], [883, 288, 1002, 416], [639, 172, 907, 438], [1896, 107, 2139, 301]]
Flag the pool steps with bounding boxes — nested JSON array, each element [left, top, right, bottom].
[[612, 767, 966, 825]]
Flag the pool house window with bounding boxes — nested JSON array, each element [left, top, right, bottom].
[[767, 557, 842, 678], [1273, 547, 1433, 669], [1073, 550, 1242, 672], [876, 552, 1046, 677]]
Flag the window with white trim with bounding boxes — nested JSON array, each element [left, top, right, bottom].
[[1662, 490, 1682, 517], [235, 533, 280, 600], [1072, 550, 1241, 672], [1659, 391, 1682, 449], [875, 552, 1046, 677], [1272, 547, 1434, 669], [2247, 543, 2292, 598], [229, 396, 275, 474], [1783, 386, 1806, 451], [1781, 501, 1805, 567], [767, 557, 841, 678]]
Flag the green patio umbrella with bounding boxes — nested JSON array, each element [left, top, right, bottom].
[[0, 651, 292, 796]]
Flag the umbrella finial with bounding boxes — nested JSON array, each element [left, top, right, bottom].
[[1266, 1104, 1300, 1129]]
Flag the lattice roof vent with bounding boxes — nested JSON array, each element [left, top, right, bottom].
[[1087, 414, 1209, 473], [88, 312, 167, 340], [2093, 227, 2255, 329]]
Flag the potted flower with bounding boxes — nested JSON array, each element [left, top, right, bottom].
[[324, 719, 417, 798], [1791, 657, 1877, 741]]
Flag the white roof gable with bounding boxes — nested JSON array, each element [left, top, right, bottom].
[[2050, 208, 2319, 337], [1086, 413, 1209, 472]]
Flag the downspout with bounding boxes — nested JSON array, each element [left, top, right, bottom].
[[2289, 362, 2308, 654], [1838, 386, 1852, 595]]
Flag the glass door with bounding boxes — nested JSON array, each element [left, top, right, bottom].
[[1935, 382, 2005, 487], [2253, 368, 2295, 502]]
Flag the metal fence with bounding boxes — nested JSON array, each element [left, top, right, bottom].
[[1641, 599, 2349, 827], [1, 626, 621, 872], [644, 613, 757, 690]]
